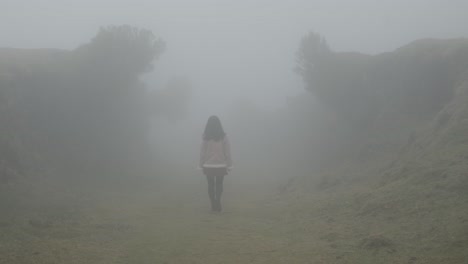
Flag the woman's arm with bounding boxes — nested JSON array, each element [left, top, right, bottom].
[[224, 136, 232, 168]]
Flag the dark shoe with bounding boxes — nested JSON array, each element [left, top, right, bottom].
[[209, 198, 217, 211], [215, 200, 222, 212]]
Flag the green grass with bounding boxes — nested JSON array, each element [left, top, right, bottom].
[[1, 166, 467, 264]]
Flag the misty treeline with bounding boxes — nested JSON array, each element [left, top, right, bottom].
[[2, 26, 468, 185], [226, 33, 468, 180], [291, 32, 468, 170], [0, 25, 191, 180]]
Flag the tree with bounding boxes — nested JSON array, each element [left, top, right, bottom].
[[295, 32, 375, 123], [295, 32, 331, 95], [10, 25, 167, 174], [76, 25, 165, 85]]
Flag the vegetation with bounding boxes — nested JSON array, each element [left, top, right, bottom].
[[289, 34, 468, 262], [1, 27, 468, 263], [0, 26, 193, 178]]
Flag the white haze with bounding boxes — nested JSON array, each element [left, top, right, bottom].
[[2, 0, 468, 118], [3, 0, 468, 179]]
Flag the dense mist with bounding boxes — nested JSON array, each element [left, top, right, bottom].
[[3, 0, 468, 114], [1, 1, 468, 263]]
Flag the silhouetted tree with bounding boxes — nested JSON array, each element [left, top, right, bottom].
[[295, 31, 375, 125], [10, 25, 168, 174], [77, 25, 165, 83]]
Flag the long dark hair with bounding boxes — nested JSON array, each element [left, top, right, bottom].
[[203, 115, 226, 141]]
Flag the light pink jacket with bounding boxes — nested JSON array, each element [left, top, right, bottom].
[[199, 135, 232, 168]]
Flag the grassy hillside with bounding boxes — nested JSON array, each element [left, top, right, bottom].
[[285, 38, 468, 263]]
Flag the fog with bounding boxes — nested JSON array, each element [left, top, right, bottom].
[[2, 1, 468, 263], [3, 0, 468, 115]]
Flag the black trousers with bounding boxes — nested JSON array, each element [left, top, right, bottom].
[[203, 168, 227, 211]]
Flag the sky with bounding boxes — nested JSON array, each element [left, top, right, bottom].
[[2, 0, 468, 118]]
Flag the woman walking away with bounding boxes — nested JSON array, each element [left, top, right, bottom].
[[199, 116, 232, 212]]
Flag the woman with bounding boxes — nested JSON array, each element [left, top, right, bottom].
[[199, 116, 232, 212]]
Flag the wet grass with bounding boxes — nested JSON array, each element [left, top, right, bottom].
[[0, 167, 467, 264]]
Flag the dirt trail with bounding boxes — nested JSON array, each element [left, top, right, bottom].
[[1, 173, 313, 264], [1, 171, 465, 264], [112, 174, 308, 264]]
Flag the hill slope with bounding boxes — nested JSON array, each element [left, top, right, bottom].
[[286, 38, 468, 263]]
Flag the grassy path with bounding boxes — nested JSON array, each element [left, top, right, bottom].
[[1, 172, 467, 263], [0, 174, 328, 264]]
